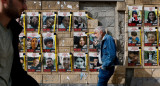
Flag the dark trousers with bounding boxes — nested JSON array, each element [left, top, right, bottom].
[[97, 66, 115, 86]]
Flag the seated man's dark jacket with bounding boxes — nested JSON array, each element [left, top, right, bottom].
[[9, 20, 39, 86]]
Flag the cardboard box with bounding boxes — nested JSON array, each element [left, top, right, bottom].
[[88, 74, 98, 84], [134, 69, 152, 77]]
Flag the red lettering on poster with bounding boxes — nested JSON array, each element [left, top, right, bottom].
[[43, 69, 51, 72], [89, 69, 98, 72], [59, 69, 66, 72], [74, 28, 81, 31], [27, 29, 35, 31]]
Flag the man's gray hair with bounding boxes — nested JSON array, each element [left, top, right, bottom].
[[94, 26, 106, 34]]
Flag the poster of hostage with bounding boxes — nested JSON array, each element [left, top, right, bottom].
[[74, 32, 87, 52], [89, 34, 101, 52], [144, 27, 157, 46], [73, 12, 87, 32], [43, 53, 56, 72], [58, 53, 71, 72], [128, 27, 141, 46], [74, 52, 86, 72], [26, 12, 40, 31], [27, 33, 41, 52], [128, 47, 141, 66], [144, 47, 158, 66], [58, 12, 71, 31], [27, 53, 41, 72], [42, 32, 55, 52], [89, 52, 101, 71], [128, 6, 142, 26], [42, 12, 56, 31]]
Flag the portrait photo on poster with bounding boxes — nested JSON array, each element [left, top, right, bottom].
[[42, 12, 56, 31], [74, 52, 86, 71], [73, 12, 87, 32], [26, 12, 39, 31], [74, 32, 87, 52], [128, 47, 140, 66], [128, 6, 142, 26], [27, 33, 41, 52], [42, 32, 55, 52], [58, 12, 71, 31], [128, 27, 141, 46], [19, 33, 25, 52], [89, 34, 101, 52], [89, 52, 101, 71], [43, 53, 56, 72], [144, 7, 158, 26], [144, 27, 157, 46], [144, 47, 158, 66], [58, 53, 71, 72], [27, 53, 41, 72], [19, 53, 25, 69]]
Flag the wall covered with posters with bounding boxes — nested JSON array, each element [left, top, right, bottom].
[[16, 0, 127, 85]]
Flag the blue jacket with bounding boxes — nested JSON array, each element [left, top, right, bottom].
[[101, 34, 119, 69]]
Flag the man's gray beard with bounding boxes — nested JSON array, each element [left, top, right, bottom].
[[97, 35, 102, 41]]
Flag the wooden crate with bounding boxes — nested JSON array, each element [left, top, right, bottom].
[[42, 1, 61, 10], [26, 1, 41, 10], [60, 1, 79, 10]]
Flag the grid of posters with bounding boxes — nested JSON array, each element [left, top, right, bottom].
[[144, 27, 157, 46], [27, 12, 39, 31], [128, 47, 141, 66], [74, 32, 87, 52], [144, 47, 158, 66], [42, 32, 55, 52], [74, 52, 86, 71], [89, 34, 101, 52], [19, 33, 25, 52], [27, 53, 41, 72], [128, 27, 141, 46], [16, 13, 24, 28], [89, 52, 101, 71], [42, 12, 56, 32], [144, 7, 158, 26], [43, 53, 56, 72], [58, 53, 71, 72], [73, 12, 87, 32], [19, 53, 24, 69], [27, 33, 41, 52], [128, 6, 142, 26], [58, 12, 71, 31]]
